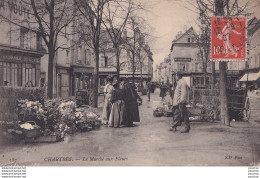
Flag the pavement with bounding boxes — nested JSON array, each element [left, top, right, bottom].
[[0, 89, 259, 166]]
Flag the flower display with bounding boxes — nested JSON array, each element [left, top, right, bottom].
[[17, 100, 45, 127], [15, 99, 102, 141]]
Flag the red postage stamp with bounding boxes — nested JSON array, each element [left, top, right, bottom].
[[211, 17, 246, 61]]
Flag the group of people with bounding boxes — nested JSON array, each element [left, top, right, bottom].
[[102, 72, 190, 133], [102, 76, 142, 128]]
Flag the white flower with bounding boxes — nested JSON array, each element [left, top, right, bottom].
[[20, 123, 34, 130], [26, 102, 32, 107]]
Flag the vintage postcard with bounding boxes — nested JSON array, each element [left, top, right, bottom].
[[0, 0, 259, 170]]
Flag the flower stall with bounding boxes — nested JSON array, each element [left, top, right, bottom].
[[0, 99, 101, 143]]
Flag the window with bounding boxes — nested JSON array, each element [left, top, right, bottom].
[[20, 28, 37, 50], [193, 76, 205, 87], [104, 56, 108, 67], [136, 61, 140, 71], [0, 62, 36, 87], [257, 53, 260, 67], [188, 38, 190, 43], [84, 49, 91, 65], [77, 46, 82, 64], [179, 63, 189, 72], [20, 28, 29, 49], [84, 49, 87, 65], [128, 60, 132, 71], [195, 63, 199, 72], [66, 50, 70, 64], [229, 61, 234, 70]]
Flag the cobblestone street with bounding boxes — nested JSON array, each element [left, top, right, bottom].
[[0, 89, 259, 166]]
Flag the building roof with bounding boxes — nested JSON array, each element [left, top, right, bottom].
[[248, 17, 260, 35], [172, 27, 195, 43], [171, 45, 199, 59], [171, 27, 197, 51]]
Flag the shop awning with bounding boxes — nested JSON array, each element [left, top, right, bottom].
[[239, 71, 260, 82]]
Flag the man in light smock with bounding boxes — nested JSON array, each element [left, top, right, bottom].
[[170, 73, 190, 133]]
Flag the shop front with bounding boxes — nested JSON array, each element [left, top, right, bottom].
[[239, 71, 260, 89], [71, 65, 94, 96], [56, 66, 71, 98], [0, 46, 42, 87]]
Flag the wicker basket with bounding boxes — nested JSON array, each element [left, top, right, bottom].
[[153, 111, 164, 117], [22, 121, 40, 138]]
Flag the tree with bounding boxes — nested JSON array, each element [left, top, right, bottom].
[[194, 1, 212, 88], [195, 0, 251, 126], [137, 40, 152, 90], [102, 0, 136, 80], [0, 0, 76, 99], [123, 15, 150, 84], [75, 0, 109, 107]]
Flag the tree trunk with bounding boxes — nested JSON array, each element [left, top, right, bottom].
[[215, 0, 230, 126], [219, 62, 230, 126], [203, 62, 207, 88], [93, 47, 100, 108], [47, 48, 54, 99], [211, 61, 215, 89], [140, 62, 143, 90], [116, 47, 120, 80], [132, 53, 135, 84]]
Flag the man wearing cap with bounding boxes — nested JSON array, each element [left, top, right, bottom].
[[170, 73, 190, 133]]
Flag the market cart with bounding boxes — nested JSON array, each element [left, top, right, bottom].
[[227, 89, 251, 121], [75, 89, 94, 107]]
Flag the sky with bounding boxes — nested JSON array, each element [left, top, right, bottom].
[[139, 0, 260, 67]]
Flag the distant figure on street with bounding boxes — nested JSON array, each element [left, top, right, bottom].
[[101, 76, 114, 124], [164, 84, 173, 105], [147, 81, 152, 101], [160, 82, 167, 100], [170, 73, 190, 133]]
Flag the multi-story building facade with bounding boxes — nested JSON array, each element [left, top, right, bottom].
[[0, 1, 47, 88], [40, 9, 94, 98], [247, 17, 260, 71], [98, 30, 153, 89], [170, 27, 249, 89], [170, 27, 208, 87], [239, 17, 260, 89], [0, 1, 153, 97]]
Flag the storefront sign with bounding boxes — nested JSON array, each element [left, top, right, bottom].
[[0, 53, 40, 63], [174, 58, 191, 62], [0, 0, 31, 19], [211, 17, 246, 61], [72, 66, 94, 74]]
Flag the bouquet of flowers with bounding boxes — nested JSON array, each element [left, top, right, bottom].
[[75, 111, 101, 131], [17, 100, 45, 127]]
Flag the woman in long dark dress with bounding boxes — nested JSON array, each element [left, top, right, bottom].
[[123, 79, 142, 127], [108, 81, 127, 128]]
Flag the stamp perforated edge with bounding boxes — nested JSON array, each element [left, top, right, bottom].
[[210, 16, 248, 62]]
